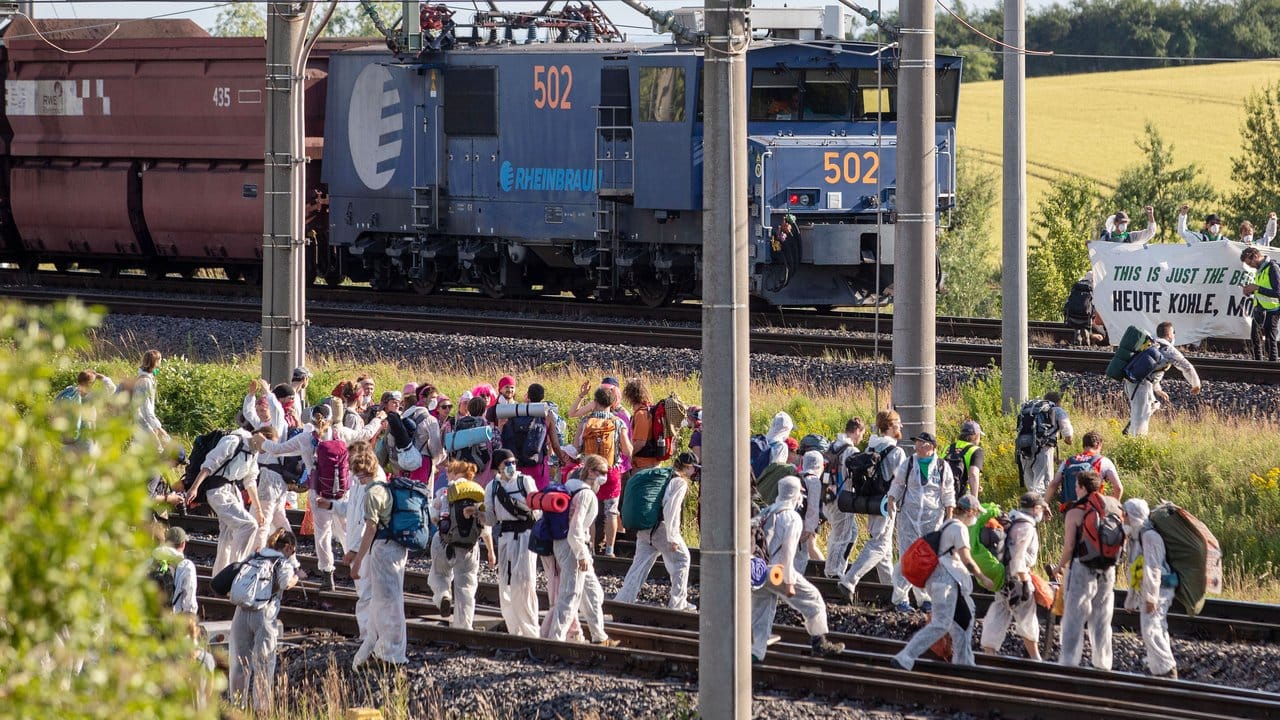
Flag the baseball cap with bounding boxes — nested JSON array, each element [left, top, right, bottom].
[[910, 431, 938, 446], [1114, 210, 1129, 223], [674, 451, 700, 468], [959, 420, 983, 437], [601, 376, 620, 387], [1206, 213, 1222, 225], [291, 366, 312, 382], [956, 494, 981, 512], [381, 390, 403, 403], [165, 526, 188, 547], [1019, 492, 1050, 511], [312, 403, 333, 421]]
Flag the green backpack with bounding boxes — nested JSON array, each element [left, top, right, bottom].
[[621, 467, 675, 531], [753, 463, 794, 507], [969, 501, 1007, 591]]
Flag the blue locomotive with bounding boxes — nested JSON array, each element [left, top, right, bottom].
[[322, 22, 960, 307]]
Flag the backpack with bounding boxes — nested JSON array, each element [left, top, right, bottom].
[[753, 463, 794, 507], [451, 416, 494, 470], [374, 476, 432, 552], [748, 434, 774, 479], [749, 507, 785, 589], [501, 416, 547, 468], [56, 385, 80, 403], [580, 414, 618, 465], [971, 505, 1011, 591], [1124, 342, 1176, 383], [1074, 493, 1125, 570], [837, 446, 890, 513], [1148, 502, 1223, 616], [312, 435, 350, 499], [621, 467, 675, 530], [943, 442, 978, 497], [1014, 400, 1057, 457], [180, 430, 246, 510], [528, 483, 581, 556], [228, 553, 282, 610], [210, 561, 242, 597], [1063, 280, 1095, 329], [149, 561, 177, 607], [438, 480, 486, 558], [1059, 452, 1104, 506], [633, 402, 674, 461], [901, 519, 962, 588], [262, 427, 308, 491]]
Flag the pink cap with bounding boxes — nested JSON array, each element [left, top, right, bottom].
[[499, 375, 516, 390]]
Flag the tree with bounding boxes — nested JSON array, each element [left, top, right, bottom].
[[1028, 174, 1104, 321], [211, 2, 265, 37], [937, 152, 1001, 317], [0, 301, 214, 719], [1111, 122, 1216, 243], [211, 2, 397, 39], [1226, 81, 1280, 226]]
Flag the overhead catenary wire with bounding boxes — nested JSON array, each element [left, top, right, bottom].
[[936, 0, 1051, 56], [15, 10, 118, 52], [0, 3, 232, 45]]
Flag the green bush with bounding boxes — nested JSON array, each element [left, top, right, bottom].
[[1, 301, 215, 719]]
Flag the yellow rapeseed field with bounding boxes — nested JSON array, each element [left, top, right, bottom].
[[958, 59, 1280, 214]]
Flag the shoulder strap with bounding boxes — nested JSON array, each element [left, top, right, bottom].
[[210, 435, 246, 479], [493, 481, 528, 518]]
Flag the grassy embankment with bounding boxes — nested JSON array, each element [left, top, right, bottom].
[[66, 352, 1280, 602], [959, 59, 1280, 219]]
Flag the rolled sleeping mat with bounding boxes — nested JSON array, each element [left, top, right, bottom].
[[1106, 325, 1151, 380], [444, 425, 493, 451], [495, 402, 549, 420], [851, 493, 888, 515], [528, 490, 570, 513], [750, 557, 787, 589]]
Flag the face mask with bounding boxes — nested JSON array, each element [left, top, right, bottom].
[[500, 464, 517, 480], [1115, 223, 1129, 233], [1210, 224, 1221, 234]]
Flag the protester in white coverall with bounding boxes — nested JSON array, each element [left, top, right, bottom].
[[837, 411, 905, 601], [186, 426, 270, 574], [240, 382, 292, 550], [257, 401, 383, 589], [1122, 321, 1201, 437], [1054, 469, 1116, 670], [1122, 498, 1178, 678], [751, 475, 845, 662], [348, 450, 408, 668], [891, 495, 993, 671], [980, 492, 1049, 660], [229, 530, 297, 714], [546, 454, 616, 645], [334, 441, 379, 640], [615, 452, 696, 610], [765, 411, 794, 465], [792, 451, 825, 575], [886, 431, 956, 612], [1015, 391, 1074, 495], [823, 419, 866, 579], [428, 460, 492, 630], [483, 449, 543, 637]]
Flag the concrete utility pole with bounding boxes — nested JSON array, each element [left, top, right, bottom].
[[1000, 0, 1029, 412], [261, 2, 309, 384], [699, 0, 752, 717], [892, 0, 937, 439]]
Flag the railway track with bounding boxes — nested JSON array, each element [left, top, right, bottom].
[[189, 559, 1280, 720], [177, 530, 1280, 644], [5, 285, 1274, 383]]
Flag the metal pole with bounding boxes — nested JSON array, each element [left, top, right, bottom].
[[892, 0, 936, 438], [1000, 0, 1028, 411], [699, 0, 751, 718], [262, 2, 308, 384]]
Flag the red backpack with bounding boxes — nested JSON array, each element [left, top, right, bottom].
[[901, 520, 962, 588], [633, 403, 673, 461], [312, 435, 350, 499], [1075, 493, 1125, 570]]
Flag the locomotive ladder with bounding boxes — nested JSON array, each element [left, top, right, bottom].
[[593, 107, 633, 299]]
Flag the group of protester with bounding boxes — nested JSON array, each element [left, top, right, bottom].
[[63, 348, 1202, 713]]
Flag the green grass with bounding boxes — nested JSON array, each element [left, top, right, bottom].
[[959, 60, 1280, 218]]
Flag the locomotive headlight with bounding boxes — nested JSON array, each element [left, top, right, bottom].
[[787, 189, 818, 207]]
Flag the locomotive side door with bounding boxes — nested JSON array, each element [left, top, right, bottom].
[[597, 65, 632, 194], [445, 138, 474, 198]]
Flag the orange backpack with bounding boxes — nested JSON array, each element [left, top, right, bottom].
[[581, 415, 618, 465]]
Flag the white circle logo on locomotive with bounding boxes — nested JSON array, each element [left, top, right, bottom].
[[347, 64, 403, 190]]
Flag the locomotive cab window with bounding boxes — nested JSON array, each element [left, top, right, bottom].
[[443, 67, 498, 135], [638, 66, 686, 122], [802, 69, 852, 121], [854, 69, 897, 121], [750, 69, 801, 121]]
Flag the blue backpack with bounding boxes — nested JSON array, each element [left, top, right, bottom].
[[1124, 342, 1176, 383], [528, 483, 582, 556], [374, 476, 432, 552], [749, 434, 774, 478]]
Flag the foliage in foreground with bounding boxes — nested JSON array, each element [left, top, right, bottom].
[[0, 301, 214, 719]]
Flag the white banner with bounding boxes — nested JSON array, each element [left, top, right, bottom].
[[1088, 240, 1279, 344]]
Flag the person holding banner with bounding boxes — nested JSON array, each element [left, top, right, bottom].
[[1241, 246, 1280, 361], [1176, 206, 1227, 243], [1240, 212, 1277, 247], [1122, 322, 1202, 436], [1100, 206, 1158, 244]]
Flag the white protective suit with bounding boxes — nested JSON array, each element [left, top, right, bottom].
[[242, 392, 293, 550], [765, 411, 794, 465], [1122, 338, 1200, 437], [201, 429, 261, 574], [483, 468, 542, 637], [546, 476, 611, 643], [228, 549, 295, 713], [427, 486, 482, 630], [352, 480, 408, 667], [823, 437, 860, 578], [1059, 501, 1116, 670], [979, 510, 1041, 652], [1123, 499, 1177, 676], [751, 476, 830, 659], [614, 470, 693, 610], [154, 545, 198, 615], [888, 452, 956, 606], [792, 451, 825, 575], [261, 420, 381, 573], [838, 435, 905, 595], [893, 519, 977, 670], [333, 468, 378, 638], [1016, 405, 1073, 495]]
